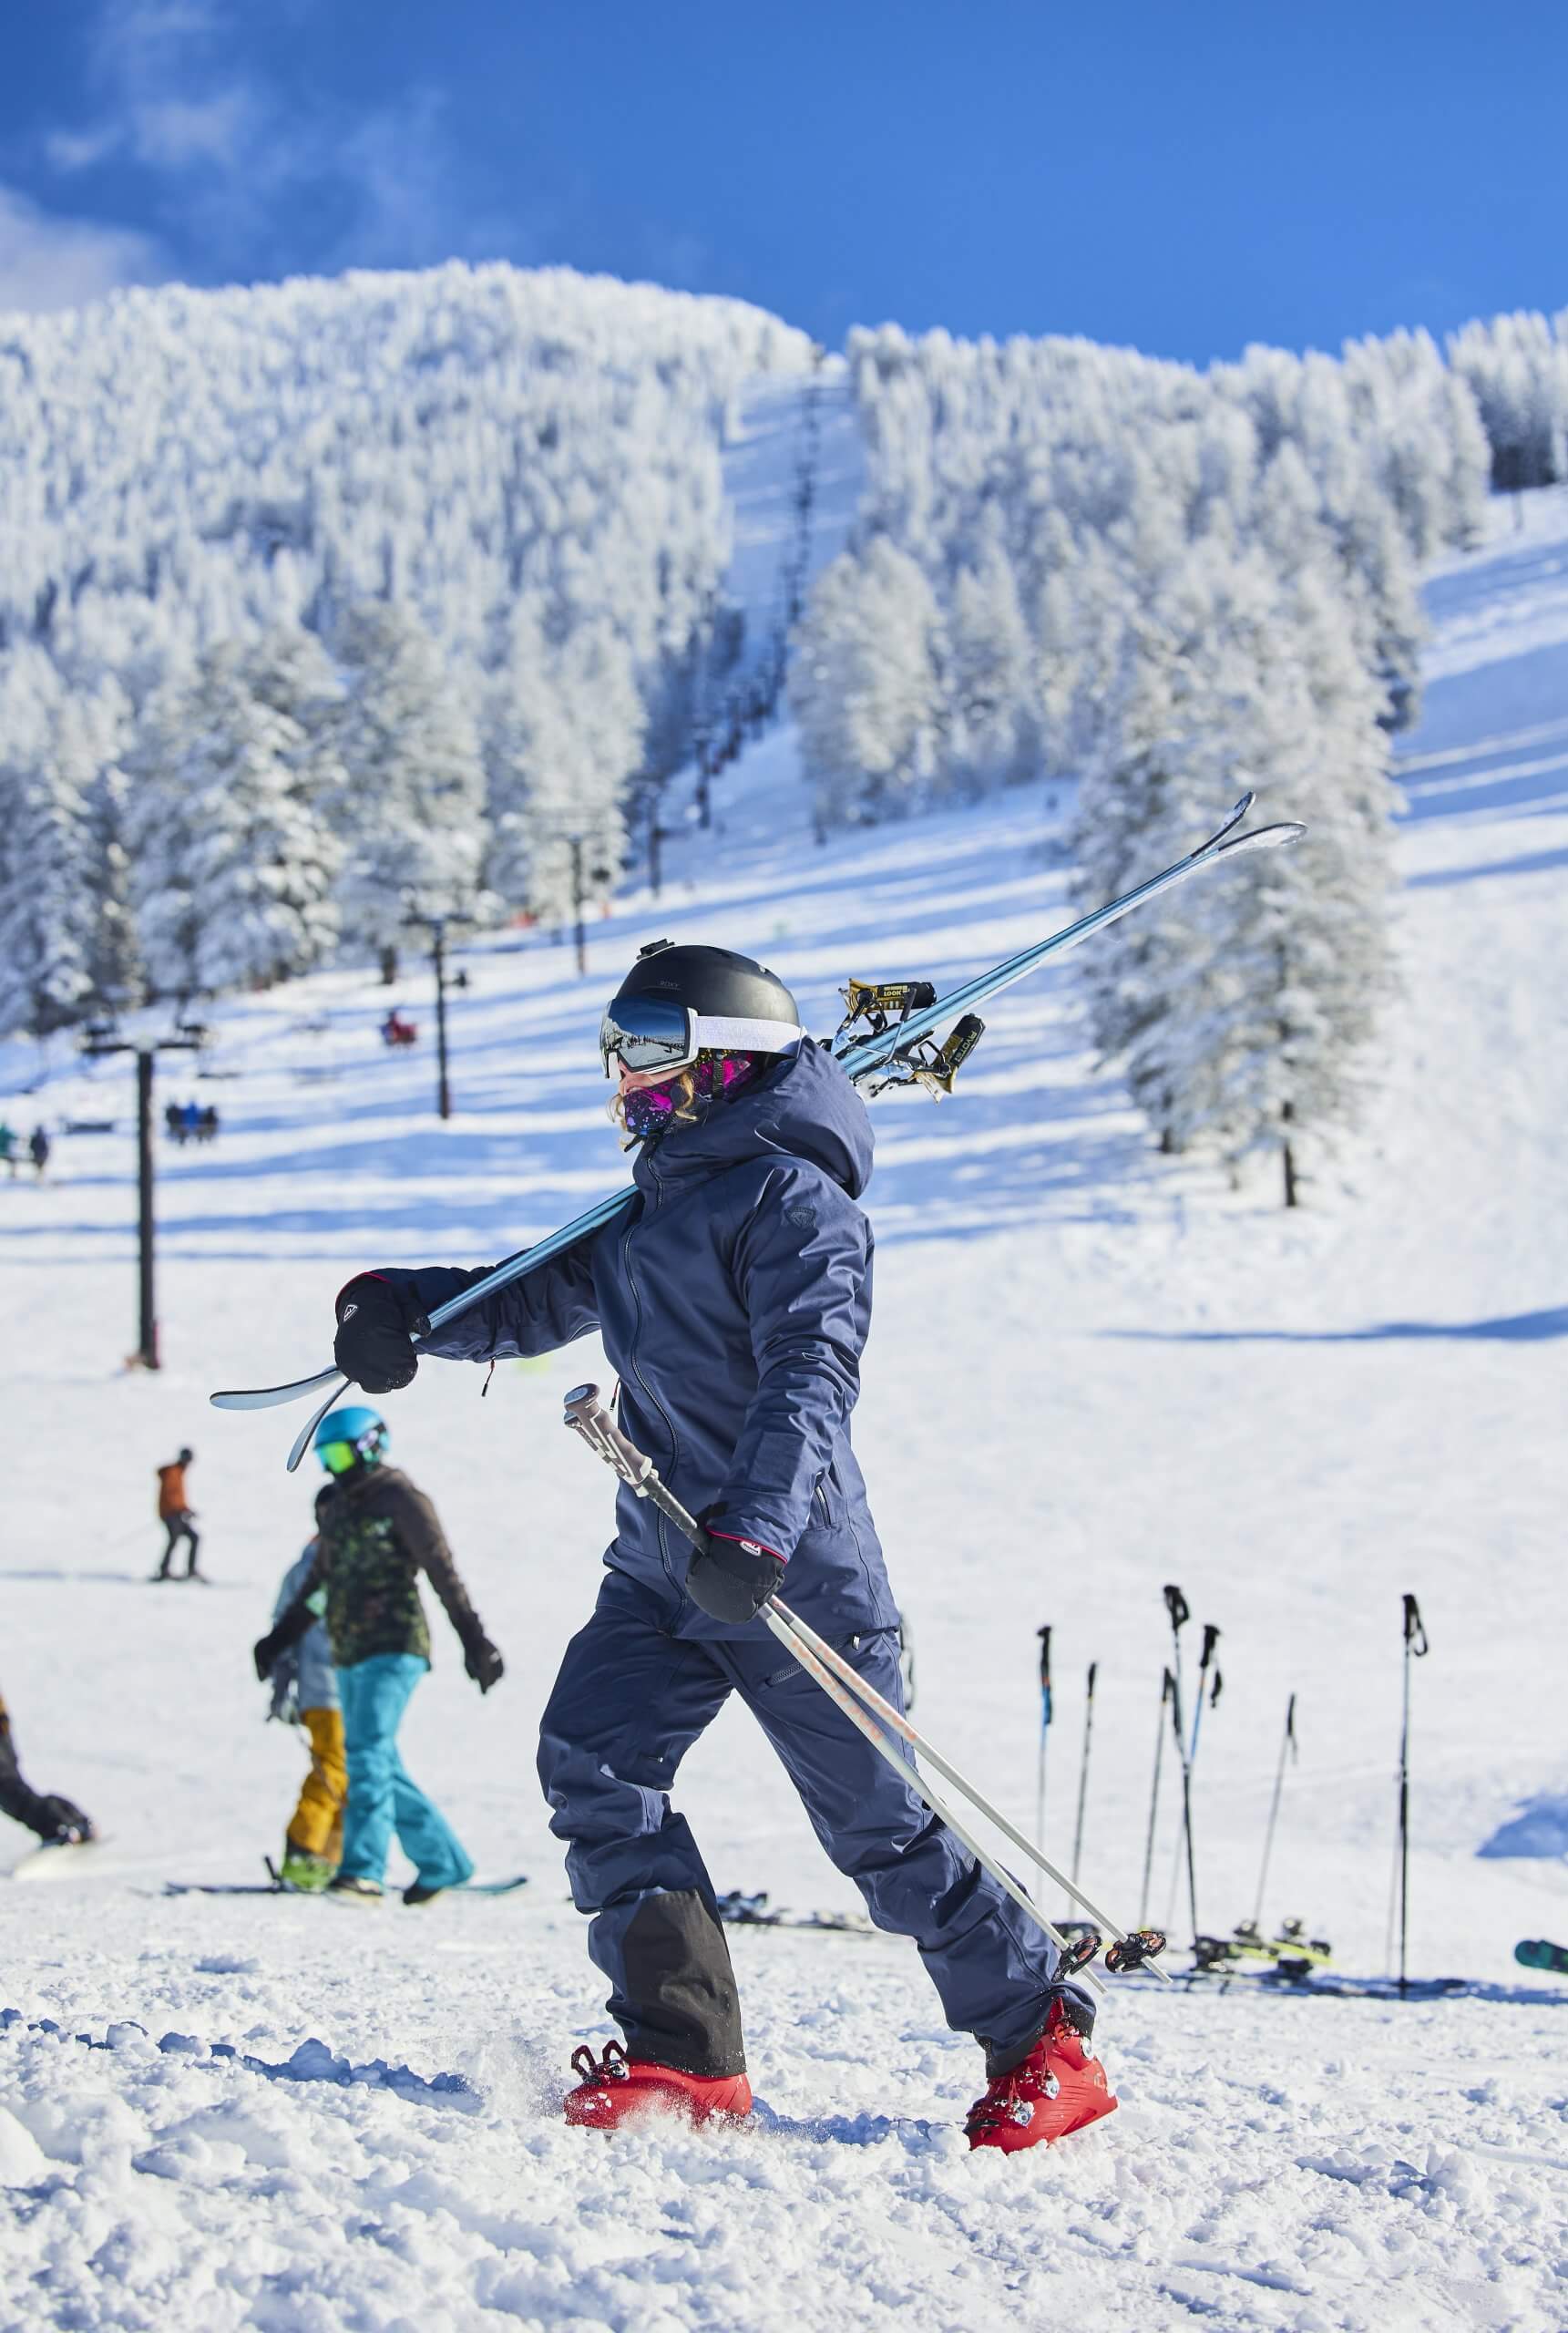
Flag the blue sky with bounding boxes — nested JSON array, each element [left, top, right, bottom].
[[2, 1, 1564, 360]]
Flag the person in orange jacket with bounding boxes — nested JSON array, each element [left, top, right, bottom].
[[154, 1448, 202, 1581]]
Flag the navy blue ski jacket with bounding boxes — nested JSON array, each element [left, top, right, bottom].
[[376, 1039, 897, 1640]]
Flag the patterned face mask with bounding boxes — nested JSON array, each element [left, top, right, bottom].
[[610, 1051, 761, 1147]]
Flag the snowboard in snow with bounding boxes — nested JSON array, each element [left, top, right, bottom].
[[1515, 1937, 1568, 1976], [6, 1837, 112, 1883]]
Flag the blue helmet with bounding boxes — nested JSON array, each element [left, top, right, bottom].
[[313, 1404, 388, 1475]]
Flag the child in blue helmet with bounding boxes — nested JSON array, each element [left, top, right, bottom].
[[253, 1406, 504, 1905]]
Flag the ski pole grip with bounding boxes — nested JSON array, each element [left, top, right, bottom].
[[562, 1382, 706, 1553], [1163, 1584, 1189, 1630], [1402, 1592, 1429, 1656]]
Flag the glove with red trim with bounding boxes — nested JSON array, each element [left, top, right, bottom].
[[685, 1524, 784, 1624]]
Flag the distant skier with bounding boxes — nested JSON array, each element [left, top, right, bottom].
[[0, 1122, 15, 1177], [28, 1125, 50, 1179], [265, 1500, 347, 1892], [252, 1406, 504, 1906], [0, 1687, 95, 1852], [154, 1448, 201, 1580], [327, 940, 1112, 2149]]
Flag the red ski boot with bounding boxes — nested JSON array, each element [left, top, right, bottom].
[[563, 2040, 753, 2131], [965, 1998, 1117, 2153]]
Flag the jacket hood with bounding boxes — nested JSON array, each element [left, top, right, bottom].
[[631, 1038, 874, 1202]]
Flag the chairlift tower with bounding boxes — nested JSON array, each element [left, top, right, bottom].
[[79, 1016, 206, 1369]]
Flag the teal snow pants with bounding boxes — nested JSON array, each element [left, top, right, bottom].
[[337, 1653, 474, 1890]]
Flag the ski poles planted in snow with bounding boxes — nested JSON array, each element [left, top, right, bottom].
[[1068, 1660, 1097, 1914], [560, 1382, 1168, 1985], [1391, 1596, 1429, 1999], [1253, 1692, 1297, 1929], [1034, 1625, 1052, 1899], [1163, 1585, 1201, 1944], [1188, 1624, 1222, 1769], [1138, 1669, 1174, 1929]]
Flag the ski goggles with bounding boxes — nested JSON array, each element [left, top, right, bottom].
[[599, 998, 805, 1078], [317, 1439, 360, 1475]]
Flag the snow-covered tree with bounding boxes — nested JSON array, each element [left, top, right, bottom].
[[127, 642, 343, 998], [789, 540, 943, 822], [330, 603, 487, 977], [485, 603, 645, 923], [1074, 540, 1397, 1200]]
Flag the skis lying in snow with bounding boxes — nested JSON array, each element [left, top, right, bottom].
[[163, 1866, 528, 1899], [1515, 1937, 1568, 1977], [1192, 1918, 1334, 1978], [209, 793, 1305, 1467], [715, 1889, 875, 1937]]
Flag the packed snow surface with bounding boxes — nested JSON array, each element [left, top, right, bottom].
[[4, 491, 1568, 2328]]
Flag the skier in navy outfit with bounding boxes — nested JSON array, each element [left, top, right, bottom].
[[330, 941, 1112, 2149]]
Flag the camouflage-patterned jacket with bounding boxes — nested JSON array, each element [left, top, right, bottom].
[[289, 1466, 484, 1672]]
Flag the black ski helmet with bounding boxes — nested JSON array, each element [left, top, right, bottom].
[[600, 940, 804, 1078]]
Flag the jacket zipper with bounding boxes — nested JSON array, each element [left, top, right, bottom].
[[621, 1166, 682, 1592]]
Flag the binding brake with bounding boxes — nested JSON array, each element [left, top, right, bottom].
[[836, 978, 986, 1100]]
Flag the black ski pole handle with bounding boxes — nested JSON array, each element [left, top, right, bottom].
[[1197, 1623, 1220, 1670], [1163, 1584, 1189, 1631], [1402, 1593, 1428, 1656]]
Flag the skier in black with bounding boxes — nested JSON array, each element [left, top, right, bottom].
[[0, 1687, 95, 1851], [329, 940, 1114, 2150]]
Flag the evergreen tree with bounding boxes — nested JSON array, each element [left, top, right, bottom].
[[486, 605, 644, 923], [789, 540, 942, 823], [128, 643, 343, 998], [1076, 540, 1396, 1200], [331, 603, 487, 976]]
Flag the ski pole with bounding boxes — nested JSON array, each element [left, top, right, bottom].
[[561, 1383, 1167, 1981], [1068, 1660, 1097, 1911], [1253, 1691, 1296, 1929], [1139, 1668, 1174, 1928], [1034, 1624, 1052, 1902], [1395, 1595, 1428, 1999], [1188, 1623, 1222, 1769], [1162, 1586, 1201, 1940]]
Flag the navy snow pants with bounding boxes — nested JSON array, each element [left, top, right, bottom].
[[538, 1577, 1071, 2079]]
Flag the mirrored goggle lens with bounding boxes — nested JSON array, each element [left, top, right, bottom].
[[599, 998, 697, 1077], [318, 1440, 358, 1475]]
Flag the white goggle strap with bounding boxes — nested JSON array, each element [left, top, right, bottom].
[[692, 1016, 805, 1055]]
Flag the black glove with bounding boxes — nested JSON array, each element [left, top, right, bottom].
[[463, 1634, 505, 1693], [685, 1527, 784, 1625], [333, 1275, 428, 1394], [253, 1598, 313, 1683], [36, 1797, 93, 1846]]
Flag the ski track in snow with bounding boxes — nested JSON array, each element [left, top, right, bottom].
[[3, 478, 1568, 2327]]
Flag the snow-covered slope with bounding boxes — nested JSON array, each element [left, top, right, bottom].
[[3, 495, 1567, 2330]]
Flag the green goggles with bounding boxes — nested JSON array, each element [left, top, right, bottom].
[[317, 1439, 360, 1475]]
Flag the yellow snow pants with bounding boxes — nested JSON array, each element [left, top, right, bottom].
[[286, 1706, 347, 1862]]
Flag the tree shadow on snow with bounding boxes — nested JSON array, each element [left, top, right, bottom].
[[1107, 1306, 1568, 1344]]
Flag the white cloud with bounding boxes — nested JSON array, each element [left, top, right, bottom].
[[42, 0, 514, 283], [0, 185, 166, 315]]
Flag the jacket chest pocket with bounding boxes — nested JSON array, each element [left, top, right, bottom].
[[813, 1470, 837, 1529]]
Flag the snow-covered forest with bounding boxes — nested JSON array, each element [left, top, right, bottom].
[[5, 266, 1568, 1194], [0, 262, 813, 1024]]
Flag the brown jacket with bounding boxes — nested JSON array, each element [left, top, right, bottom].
[[157, 1463, 190, 1519]]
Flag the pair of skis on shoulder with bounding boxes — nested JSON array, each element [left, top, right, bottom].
[[209, 794, 1306, 1470]]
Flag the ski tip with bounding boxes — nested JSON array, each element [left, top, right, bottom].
[[1217, 818, 1307, 859]]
